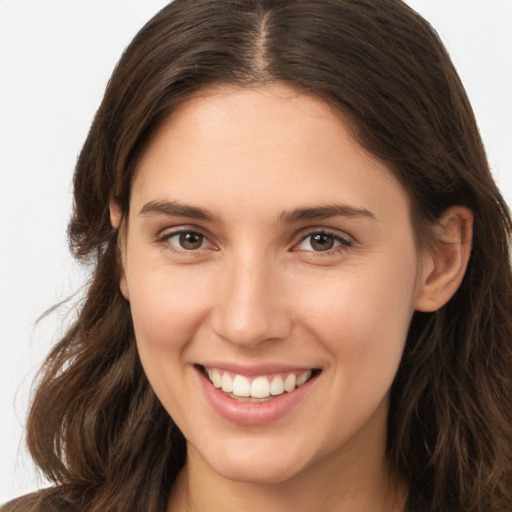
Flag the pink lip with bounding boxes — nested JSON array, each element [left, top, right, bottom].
[[195, 365, 319, 426]]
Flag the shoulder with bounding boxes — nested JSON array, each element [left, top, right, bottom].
[[2, 489, 74, 512], [1, 492, 39, 512]]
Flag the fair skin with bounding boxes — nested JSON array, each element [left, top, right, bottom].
[[111, 84, 472, 512]]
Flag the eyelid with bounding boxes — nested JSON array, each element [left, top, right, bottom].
[[156, 225, 205, 239], [154, 224, 353, 255], [292, 228, 353, 253], [155, 225, 218, 252]]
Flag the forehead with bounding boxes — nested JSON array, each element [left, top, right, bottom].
[[131, 84, 410, 225]]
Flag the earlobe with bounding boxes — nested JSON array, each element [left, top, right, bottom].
[[415, 206, 473, 312], [119, 274, 130, 301], [109, 196, 123, 229], [109, 196, 130, 300]]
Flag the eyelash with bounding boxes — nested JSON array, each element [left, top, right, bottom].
[[155, 228, 214, 254], [294, 230, 352, 255], [155, 228, 353, 256]]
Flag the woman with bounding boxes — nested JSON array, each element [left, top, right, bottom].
[[4, 0, 512, 511]]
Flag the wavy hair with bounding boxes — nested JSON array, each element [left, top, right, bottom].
[[7, 1, 512, 511]]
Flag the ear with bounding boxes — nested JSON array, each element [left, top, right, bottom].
[[109, 196, 130, 300], [109, 196, 123, 229], [415, 206, 473, 312]]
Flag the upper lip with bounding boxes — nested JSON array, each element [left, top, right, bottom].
[[196, 362, 320, 377]]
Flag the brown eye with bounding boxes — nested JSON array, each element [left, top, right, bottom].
[[178, 232, 205, 250], [295, 231, 351, 253], [310, 233, 335, 251]]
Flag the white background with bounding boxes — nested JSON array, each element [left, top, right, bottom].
[[1, 0, 511, 503]]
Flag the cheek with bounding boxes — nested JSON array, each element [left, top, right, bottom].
[[126, 270, 211, 419], [293, 257, 418, 371], [127, 268, 211, 353]]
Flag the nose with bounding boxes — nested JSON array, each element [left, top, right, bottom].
[[210, 252, 292, 348]]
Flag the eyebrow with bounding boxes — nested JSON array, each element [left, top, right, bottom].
[[139, 200, 221, 223], [277, 204, 375, 224], [140, 199, 375, 225]]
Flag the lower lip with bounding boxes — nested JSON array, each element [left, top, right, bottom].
[[196, 367, 318, 426]]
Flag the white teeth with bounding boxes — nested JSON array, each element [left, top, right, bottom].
[[270, 376, 284, 395], [221, 373, 233, 393], [210, 369, 221, 388], [232, 375, 251, 397], [296, 370, 311, 386], [205, 367, 314, 398], [251, 377, 270, 398], [284, 373, 297, 392]]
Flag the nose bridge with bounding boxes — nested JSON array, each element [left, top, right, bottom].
[[211, 248, 291, 347]]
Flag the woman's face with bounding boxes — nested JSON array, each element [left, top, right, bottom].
[[120, 84, 429, 485]]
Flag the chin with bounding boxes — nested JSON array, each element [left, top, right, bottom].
[[214, 460, 303, 485], [196, 440, 313, 485]]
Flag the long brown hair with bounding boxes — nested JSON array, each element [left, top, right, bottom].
[[7, 1, 512, 511]]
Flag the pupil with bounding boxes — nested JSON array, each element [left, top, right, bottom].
[[311, 233, 334, 251], [179, 232, 203, 250]]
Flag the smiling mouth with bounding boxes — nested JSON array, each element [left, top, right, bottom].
[[199, 365, 321, 402]]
